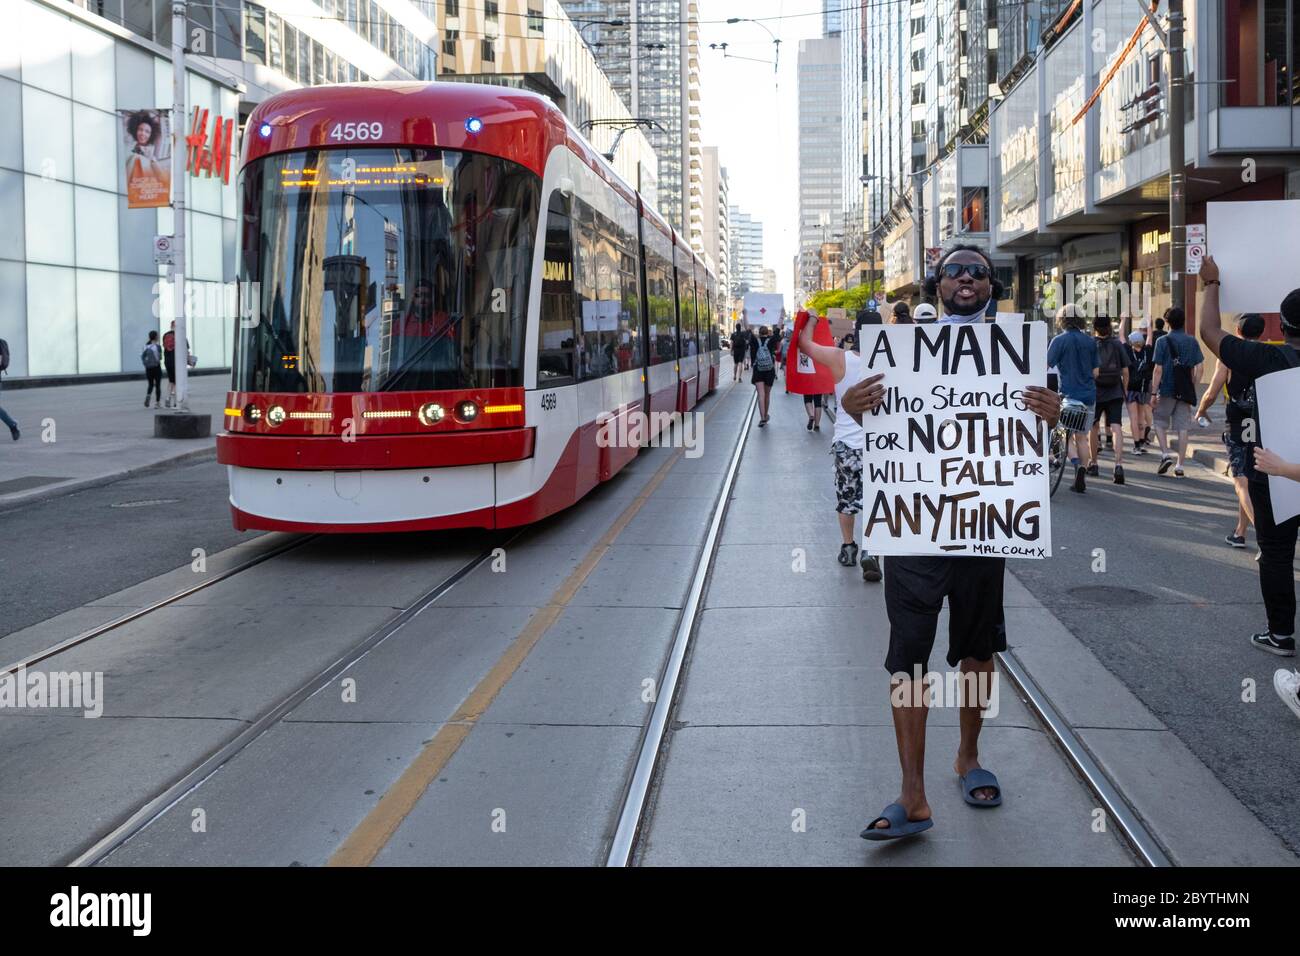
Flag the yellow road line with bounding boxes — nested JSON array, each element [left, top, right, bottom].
[[328, 381, 737, 867]]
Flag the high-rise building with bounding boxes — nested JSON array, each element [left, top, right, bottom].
[[796, 36, 842, 294], [761, 268, 777, 294], [437, 0, 658, 198], [700, 147, 730, 304], [557, 0, 700, 237], [840, 0, 866, 275], [728, 205, 764, 301], [823, 0, 842, 36]]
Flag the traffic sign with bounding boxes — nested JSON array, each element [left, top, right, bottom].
[[1186, 223, 1206, 274], [867, 299, 877, 310], [153, 234, 175, 266]]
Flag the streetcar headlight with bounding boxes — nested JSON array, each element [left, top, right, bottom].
[[454, 400, 479, 423], [266, 405, 287, 427], [258, 122, 272, 138], [465, 116, 483, 134], [418, 402, 445, 426], [243, 403, 263, 423]]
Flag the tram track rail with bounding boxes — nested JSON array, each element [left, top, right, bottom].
[[66, 541, 504, 867]]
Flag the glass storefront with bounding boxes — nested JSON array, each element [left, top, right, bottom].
[[1046, 21, 1084, 221], [993, 64, 1039, 243]]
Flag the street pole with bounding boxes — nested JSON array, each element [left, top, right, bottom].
[[171, 0, 189, 410], [913, 170, 925, 299], [1167, 0, 1186, 312]]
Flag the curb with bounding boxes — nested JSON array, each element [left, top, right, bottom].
[[0, 445, 218, 514]]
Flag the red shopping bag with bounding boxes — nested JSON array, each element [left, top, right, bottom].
[[785, 310, 836, 396]]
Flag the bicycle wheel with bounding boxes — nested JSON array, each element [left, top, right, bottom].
[[1049, 427, 1069, 497]]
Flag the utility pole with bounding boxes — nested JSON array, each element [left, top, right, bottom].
[[1167, 0, 1186, 312], [171, 0, 189, 410], [913, 169, 925, 296]]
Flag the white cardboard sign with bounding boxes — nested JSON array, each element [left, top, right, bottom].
[[856, 323, 1052, 558], [1206, 200, 1300, 312], [1254, 366, 1300, 523]]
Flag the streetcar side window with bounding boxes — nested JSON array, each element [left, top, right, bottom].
[[643, 230, 676, 366], [571, 192, 641, 380], [676, 267, 697, 358], [538, 191, 576, 384]]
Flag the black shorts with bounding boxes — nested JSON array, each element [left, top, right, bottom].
[[1094, 397, 1124, 428], [883, 555, 1007, 675], [164, 351, 176, 383], [751, 368, 775, 386], [804, 393, 824, 408]]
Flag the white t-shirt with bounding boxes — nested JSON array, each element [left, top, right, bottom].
[[833, 349, 865, 450]]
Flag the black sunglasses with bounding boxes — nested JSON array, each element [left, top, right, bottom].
[[939, 262, 991, 281]]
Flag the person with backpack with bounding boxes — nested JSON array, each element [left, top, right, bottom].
[[1086, 314, 1132, 484], [1195, 313, 1265, 548], [1150, 306, 1204, 477], [1122, 328, 1154, 455], [749, 324, 779, 426], [141, 330, 163, 408], [0, 336, 17, 441], [1199, 258, 1300, 677], [1046, 304, 1100, 494]]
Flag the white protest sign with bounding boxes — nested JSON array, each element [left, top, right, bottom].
[[857, 323, 1052, 558], [1206, 200, 1300, 312], [1254, 366, 1300, 523]]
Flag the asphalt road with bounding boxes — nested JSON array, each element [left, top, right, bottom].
[[0, 456, 258, 640], [1010, 442, 1300, 854]]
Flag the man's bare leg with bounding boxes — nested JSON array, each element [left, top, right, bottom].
[[953, 656, 997, 802], [873, 675, 932, 828]]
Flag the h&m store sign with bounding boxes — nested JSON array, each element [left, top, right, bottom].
[[186, 107, 237, 185]]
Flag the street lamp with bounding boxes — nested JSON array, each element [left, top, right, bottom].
[[725, 17, 780, 74], [707, 42, 774, 67], [577, 18, 625, 43]]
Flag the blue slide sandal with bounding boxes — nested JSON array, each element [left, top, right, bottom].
[[860, 803, 934, 841], [959, 768, 1003, 808]]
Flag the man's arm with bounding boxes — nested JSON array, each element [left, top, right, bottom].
[[1197, 255, 1227, 358], [797, 315, 846, 381], [1196, 359, 1230, 418]]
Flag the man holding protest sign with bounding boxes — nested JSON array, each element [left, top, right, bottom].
[[1197, 255, 1300, 669], [841, 245, 1061, 841]]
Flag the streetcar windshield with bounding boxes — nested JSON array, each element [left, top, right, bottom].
[[235, 148, 539, 393]]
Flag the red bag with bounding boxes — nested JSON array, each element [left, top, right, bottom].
[[784, 310, 836, 396]]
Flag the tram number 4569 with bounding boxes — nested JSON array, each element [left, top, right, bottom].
[[330, 122, 383, 141], [540, 392, 558, 411]]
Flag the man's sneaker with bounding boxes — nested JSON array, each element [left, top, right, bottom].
[[1086, 463, 1100, 477], [1273, 670, 1300, 721], [838, 542, 858, 567], [1113, 465, 1125, 485], [1174, 466, 1185, 477], [1157, 455, 1175, 475], [861, 554, 882, 583], [1250, 631, 1296, 657], [1134, 441, 1147, 455], [1071, 466, 1086, 494], [1225, 533, 1247, 549]]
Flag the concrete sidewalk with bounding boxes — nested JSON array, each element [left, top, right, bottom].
[[0, 375, 229, 508]]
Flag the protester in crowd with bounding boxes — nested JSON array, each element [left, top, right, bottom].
[[842, 244, 1062, 841], [778, 329, 791, 393], [891, 302, 913, 324], [1150, 307, 1205, 478], [730, 323, 748, 382], [141, 330, 163, 408], [1046, 304, 1099, 494], [804, 391, 824, 432], [1198, 257, 1300, 671], [798, 312, 882, 583], [913, 303, 938, 323], [1087, 315, 1132, 485], [1196, 313, 1265, 548], [750, 324, 779, 427], [1123, 329, 1154, 455], [0, 335, 17, 441]]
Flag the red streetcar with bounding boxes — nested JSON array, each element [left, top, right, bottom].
[[218, 83, 721, 532]]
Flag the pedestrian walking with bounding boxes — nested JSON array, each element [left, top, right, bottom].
[[841, 245, 1061, 841], [804, 391, 824, 431], [798, 312, 882, 583], [0, 335, 17, 441], [1123, 329, 1154, 455], [1087, 314, 1132, 484], [1046, 304, 1099, 494], [1195, 313, 1265, 548], [141, 331, 163, 408], [730, 324, 748, 382], [750, 325, 779, 427], [1197, 256, 1300, 664], [1150, 307, 1204, 477]]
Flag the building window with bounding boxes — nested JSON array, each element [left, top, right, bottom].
[[527, 5, 544, 32], [443, 29, 458, 56], [1223, 0, 1290, 106], [484, 0, 498, 20], [243, 2, 267, 65], [481, 38, 495, 62], [267, 11, 282, 70], [284, 23, 297, 77]]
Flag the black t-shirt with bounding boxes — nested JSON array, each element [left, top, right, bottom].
[[1125, 344, 1153, 391], [730, 331, 747, 353], [1218, 337, 1300, 481]]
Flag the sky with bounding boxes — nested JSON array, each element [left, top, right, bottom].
[[697, 0, 826, 299]]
